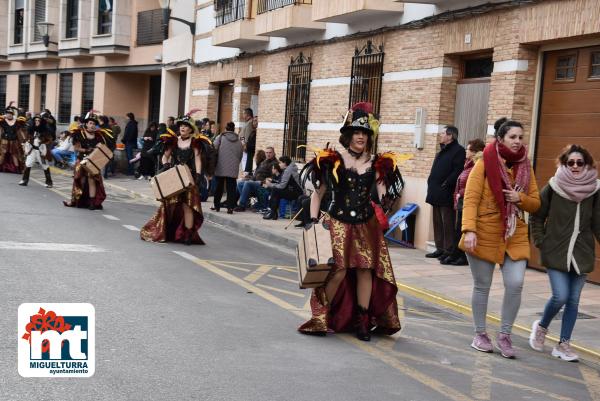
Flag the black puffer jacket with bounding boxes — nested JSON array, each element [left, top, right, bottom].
[[426, 140, 466, 207]]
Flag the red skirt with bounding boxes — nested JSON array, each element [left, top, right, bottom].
[[63, 161, 106, 208], [298, 215, 401, 335], [140, 186, 205, 245], [0, 139, 24, 173]]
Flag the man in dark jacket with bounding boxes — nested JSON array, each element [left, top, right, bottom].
[[122, 112, 138, 176], [425, 125, 465, 262]]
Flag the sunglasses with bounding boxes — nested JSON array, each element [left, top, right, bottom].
[[567, 160, 584, 167]]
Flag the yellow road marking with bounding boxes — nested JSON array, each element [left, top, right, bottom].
[[275, 266, 296, 273], [256, 283, 304, 298], [244, 265, 274, 283], [580, 365, 600, 401], [30, 177, 69, 199], [267, 274, 298, 284], [472, 353, 492, 400], [398, 295, 405, 320], [211, 261, 251, 272], [374, 338, 580, 401], [200, 259, 293, 269]]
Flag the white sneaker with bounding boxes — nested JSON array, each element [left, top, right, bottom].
[[529, 320, 547, 352], [137, 175, 144, 180], [552, 341, 579, 362]]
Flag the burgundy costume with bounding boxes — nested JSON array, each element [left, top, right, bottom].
[[0, 116, 26, 173]]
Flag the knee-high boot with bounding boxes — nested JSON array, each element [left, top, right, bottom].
[[44, 169, 53, 188], [19, 167, 31, 186], [355, 305, 371, 342]]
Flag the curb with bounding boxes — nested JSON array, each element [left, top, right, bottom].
[[50, 166, 600, 364]]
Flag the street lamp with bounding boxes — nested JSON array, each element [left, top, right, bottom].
[[158, 0, 196, 37], [37, 22, 57, 47]]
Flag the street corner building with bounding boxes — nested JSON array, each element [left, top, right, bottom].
[[188, 0, 600, 283]]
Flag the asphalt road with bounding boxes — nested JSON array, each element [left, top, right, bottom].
[[1, 169, 600, 401]]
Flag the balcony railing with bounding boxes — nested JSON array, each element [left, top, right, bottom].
[[257, 0, 311, 15], [214, 0, 246, 27]]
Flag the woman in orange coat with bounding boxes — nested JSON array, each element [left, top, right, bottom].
[[459, 119, 540, 359]]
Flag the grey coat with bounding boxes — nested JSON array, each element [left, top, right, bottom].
[[530, 179, 600, 275], [214, 131, 243, 178]]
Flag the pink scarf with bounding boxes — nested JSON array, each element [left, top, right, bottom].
[[554, 165, 599, 203]]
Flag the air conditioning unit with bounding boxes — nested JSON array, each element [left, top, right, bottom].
[[414, 107, 426, 149]]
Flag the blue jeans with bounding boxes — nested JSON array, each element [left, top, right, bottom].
[[125, 144, 136, 175], [237, 180, 261, 207], [51, 148, 75, 166], [540, 269, 587, 342]]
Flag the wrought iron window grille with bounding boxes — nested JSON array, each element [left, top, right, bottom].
[[257, 0, 311, 15], [283, 52, 312, 161]]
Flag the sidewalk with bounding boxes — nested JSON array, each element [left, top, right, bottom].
[[85, 170, 600, 361]]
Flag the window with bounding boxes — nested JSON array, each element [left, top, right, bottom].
[[348, 41, 384, 151], [591, 52, 600, 78], [18, 75, 30, 111], [555, 54, 577, 81], [214, 0, 245, 27], [14, 0, 24, 45], [66, 0, 78, 38], [137, 9, 164, 46], [283, 53, 311, 161], [33, 0, 46, 42], [97, 0, 113, 35], [59, 73, 73, 124], [463, 57, 493, 79], [39, 74, 47, 111], [0, 76, 6, 109], [257, 0, 311, 14], [81, 72, 95, 117]]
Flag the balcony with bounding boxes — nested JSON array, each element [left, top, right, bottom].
[[212, 0, 269, 47], [312, 0, 404, 24], [254, 0, 325, 38]]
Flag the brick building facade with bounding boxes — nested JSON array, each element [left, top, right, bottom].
[[191, 0, 600, 256]]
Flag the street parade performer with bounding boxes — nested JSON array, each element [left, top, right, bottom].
[[298, 102, 406, 341], [0, 103, 27, 173], [19, 114, 53, 188], [141, 112, 212, 245], [63, 111, 114, 210]]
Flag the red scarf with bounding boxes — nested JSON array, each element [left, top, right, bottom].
[[482, 140, 531, 238]]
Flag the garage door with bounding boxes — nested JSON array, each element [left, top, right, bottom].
[[533, 45, 600, 283]]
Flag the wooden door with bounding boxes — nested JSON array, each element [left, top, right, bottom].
[[217, 83, 234, 134], [454, 80, 490, 146], [533, 46, 600, 283]]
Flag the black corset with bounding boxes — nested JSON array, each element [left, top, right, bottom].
[[330, 168, 375, 224], [76, 136, 100, 159], [174, 147, 195, 175], [1, 123, 18, 140]]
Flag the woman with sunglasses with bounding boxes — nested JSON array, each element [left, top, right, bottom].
[[529, 145, 600, 362]]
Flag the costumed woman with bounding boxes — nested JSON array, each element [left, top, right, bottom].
[[140, 113, 212, 245], [19, 114, 54, 188], [298, 103, 404, 341], [63, 112, 113, 210], [0, 104, 27, 173]]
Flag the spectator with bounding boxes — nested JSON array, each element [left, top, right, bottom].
[[42, 109, 57, 141], [425, 125, 466, 262], [212, 122, 243, 214], [239, 108, 256, 174], [109, 117, 121, 143], [443, 138, 486, 266], [263, 156, 302, 220], [52, 131, 75, 168], [137, 122, 158, 180], [234, 146, 278, 211], [167, 116, 177, 133], [68, 116, 81, 131], [122, 112, 138, 176], [529, 145, 600, 362], [209, 120, 217, 136]]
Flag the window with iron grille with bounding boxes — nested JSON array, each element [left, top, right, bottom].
[[214, 0, 245, 27], [283, 53, 311, 161], [591, 52, 600, 78], [39, 74, 47, 111], [66, 0, 78, 38], [33, 0, 46, 42], [555, 54, 577, 81], [59, 73, 73, 124], [0, 76, 6, 109], [98, 0, 113, 35], [257, 0, 311, 14], [137, 9, 164, 46], [18, 75, 30, 111], [81, 72, 95, 117], [348, 41, 384, 151], [14, 0, 24, 45]]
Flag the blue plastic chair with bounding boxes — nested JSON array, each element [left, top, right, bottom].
[[384, 203, 419, 248]]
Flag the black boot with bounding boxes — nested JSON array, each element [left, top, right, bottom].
[[184, 228, 195, 246], [44, 169, 53, 188], [263, 210, 278, 220], [355, 305, 371, 342], [19, 167, 31, 186]]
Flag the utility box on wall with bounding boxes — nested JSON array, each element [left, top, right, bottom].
[[414, 107, 426, 149]]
